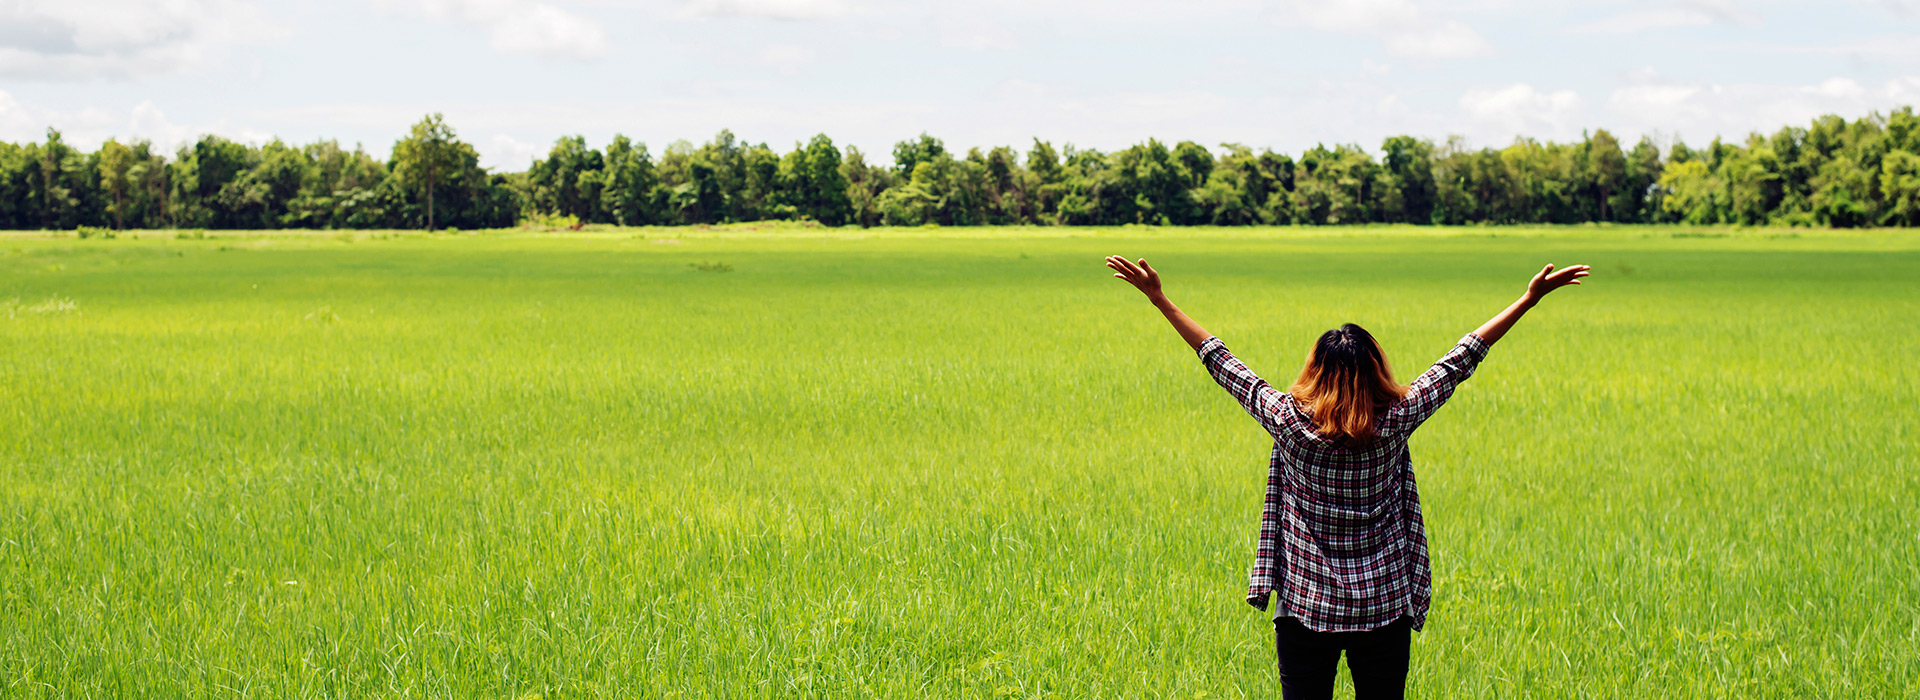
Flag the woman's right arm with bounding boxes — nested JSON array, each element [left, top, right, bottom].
[[1107, 255, 1288, 436], [1105, 255, 1212, 349]]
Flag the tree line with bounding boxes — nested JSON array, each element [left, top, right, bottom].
[[6, 108, 1920, 231]]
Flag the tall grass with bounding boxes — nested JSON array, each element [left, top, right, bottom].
[[0, 226, 1915, 698]]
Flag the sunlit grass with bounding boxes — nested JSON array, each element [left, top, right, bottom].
[[0, 226, 1916, 698]]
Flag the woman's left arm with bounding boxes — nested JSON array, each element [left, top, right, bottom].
[[1472, 263, 1592, 346]]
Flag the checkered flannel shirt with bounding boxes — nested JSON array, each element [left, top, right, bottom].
[[1197, 333, 1490, 633]]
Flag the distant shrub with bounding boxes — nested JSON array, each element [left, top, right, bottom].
[[523, 212, 581, 231], [76, 226, 114, 240], [176, 230, 207, 240]]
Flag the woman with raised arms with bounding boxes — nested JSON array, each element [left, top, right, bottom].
[[1104, 255, 1590, 700]]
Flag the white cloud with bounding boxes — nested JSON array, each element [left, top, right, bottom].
[[1385, 20, 1490, 58], [392, 0, 607, 60], [677, 0, 852, 20], [1569, 9, 1717, 34], [758, 43, 816, 75], [1459, 83, 1584, 140], [0, 0, 280, 80], [1273, 0, 1491, 58], [487, 133, 544, 170], [1738, 35, 1920, 68], [0, 91, 270, 153], [937, 11, 1016, 51], [1569, 0, 1762, 34], [1810, 76, 1867, 99], [1683, 0, 1763, 25], [1604, 73, 1920, 145]]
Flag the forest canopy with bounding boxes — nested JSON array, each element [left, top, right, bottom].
[[6, 108, 1920, 230]]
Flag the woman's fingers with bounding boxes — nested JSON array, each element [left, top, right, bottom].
[[1106, 256, 1147, 285], [1548, 265, 1590, 282]]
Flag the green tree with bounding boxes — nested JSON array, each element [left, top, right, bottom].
[[97, 139, 134, 230], [840, 145, 887, 228], [392, 113, 459, 230], [529, 135, 604, 221], [1026, 139, 1067, 223], [1658, 160, 1724, 224], [602, 135, 659, 226], [892, 133, 947, 179], [790, 134, 851, 225], [1722, 136, 1784, 225], [1380, 135, 1436, 223], [1584, 130, 1628, 221], [1879, 149, 1920, 226], [1623, 137, 1663, 223], [1292, 144, 1378, 225]]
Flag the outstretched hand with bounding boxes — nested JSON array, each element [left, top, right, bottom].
[[1106, 256, 1163, 298], [1525, 263, 1591, 302], [1105, 255, 1212, 348]]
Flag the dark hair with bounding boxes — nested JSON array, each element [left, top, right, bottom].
[[1289, 323, 1407, 444]]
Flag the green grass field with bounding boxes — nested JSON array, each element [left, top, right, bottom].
[[1, 225, 1916, 698]]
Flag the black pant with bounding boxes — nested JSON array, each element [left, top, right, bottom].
[[1273, 616, 1411, 700]]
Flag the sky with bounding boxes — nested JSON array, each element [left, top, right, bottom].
[[2, 0, 1919, 171]]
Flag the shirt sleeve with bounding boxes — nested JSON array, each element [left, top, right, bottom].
[[1384, 333, 1490, 436], [1197, 337, 1290, 438]]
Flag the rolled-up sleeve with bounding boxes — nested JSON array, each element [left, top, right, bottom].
[[1198, 337, 1290, 437], [1386, 334, 1490, 435]]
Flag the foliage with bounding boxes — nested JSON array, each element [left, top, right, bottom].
[[9, 108, 1920, 230]]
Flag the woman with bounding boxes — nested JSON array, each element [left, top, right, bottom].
[[1104, 255, 1589, 700]]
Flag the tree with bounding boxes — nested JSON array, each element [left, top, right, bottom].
[[1811, 155, 1875, 227], [1623, 137, 1663, 223], [529, 135, 604, 221], [392, 113, 458, 230], [1172, 141, 1214, 188], [1380, 135, 1436, 223], [1293, 144, 1378, 225], [1584, 129, 1627, 221], [28, 129, 85, 229], [1658, 160, 1723, 224], [602, 135, 659, 226], [1879, 149, 1920, 226], [128, 141, 171, 228], [1026, 140, 1067, 223], [892, 133, 946, 179], [98, 139, 134, 230], [840, 145, 887, 228], [792, 134, 851, 225], [1722, 136, 1784, 225]]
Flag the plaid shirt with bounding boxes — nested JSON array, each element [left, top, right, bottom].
[[1197, 334, 1490, 632]]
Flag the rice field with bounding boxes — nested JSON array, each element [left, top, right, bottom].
[[1, 225, 1916, 699]]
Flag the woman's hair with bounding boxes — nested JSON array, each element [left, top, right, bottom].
[[1289, 323, 1408, 445]]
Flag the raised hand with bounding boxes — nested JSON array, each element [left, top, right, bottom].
[[1105, 255, 1211, 348], [1525, 263, 1591, 302], [1106, 255, 1163, 298]]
